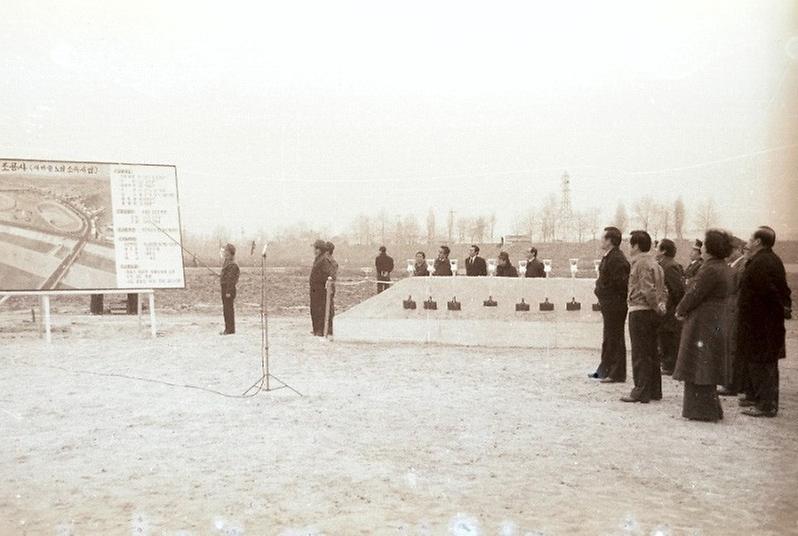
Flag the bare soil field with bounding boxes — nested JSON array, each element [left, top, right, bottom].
[[1, 310, 796, 535]]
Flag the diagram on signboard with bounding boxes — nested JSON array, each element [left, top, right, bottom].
[[0, 159, 185, 291]]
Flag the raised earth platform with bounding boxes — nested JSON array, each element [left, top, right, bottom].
[[335, 276, 627, 349]]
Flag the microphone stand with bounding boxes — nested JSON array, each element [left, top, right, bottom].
[[241, 246, 302, 397]]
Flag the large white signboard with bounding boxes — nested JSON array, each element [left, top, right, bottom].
[[0, 158, 185, 291]]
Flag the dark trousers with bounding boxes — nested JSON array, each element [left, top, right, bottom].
[[749, 361, 779, 413], [310, 289, 326, 336], [729, 350, 752, 397], [597, 306, 627, 381], [377, 279, 390, 293], [222, 295, 235, 334], [629, 310, 662, 402], [658, 324, 680, 372]]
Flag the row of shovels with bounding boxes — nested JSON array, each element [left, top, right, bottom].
[[402, 296, 602, 312]]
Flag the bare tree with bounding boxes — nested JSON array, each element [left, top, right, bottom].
[[471, 216, 487, 243], [488, 212, 497, 242], [375, 210, 389, 245], [212, 225, 230, 249], [541, 194, 559, 242], [613, 202, 628, 234], [402, 214, 420, 245], [632, 196, 657, 232], [654, 203, 671, 239], [674, 197, 686, 240], [574, 211, 589, 243], [426, 208, 436, 244], [694, 199, 719, 232], [586, 207, 601, 240], [456, 217, 469, 243]]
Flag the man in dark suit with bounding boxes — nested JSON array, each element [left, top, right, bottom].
[[375, 246, 394, 293], [656, 239, 685, 375], [591, 226, 631, 382], [310, 239, 335, 336], [433, 245, 452, 276], [683, 239, 704, 286], [737, 226, 792, 417], [525, 247, 546, 278], [465, 244, 487, 276], [220, 243, 240, 335]]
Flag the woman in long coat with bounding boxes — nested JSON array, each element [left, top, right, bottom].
[[673, 229, 733, 422]]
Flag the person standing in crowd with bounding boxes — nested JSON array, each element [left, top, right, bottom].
[[375, 246, 394, 293], [718, 236, 750, 397], [220, 243, 240, 335], [325, 241, 339, 336], [465, 245, 487, 276], [525, 247, 546, 278], [309, 239, 335, 336], [672, 229, 734, 421], [591, 226, 630, 382], [495, 251, 518, 277], [413, 251, 429, 276], [433, 245, 452, 276], [683, 239, 704, 287], [621, 230, 666, 403], [737, 226, 792, 418], [657, 239, 685, 375]]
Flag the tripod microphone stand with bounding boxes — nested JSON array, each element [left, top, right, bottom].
[[241, 244, 303, 397]]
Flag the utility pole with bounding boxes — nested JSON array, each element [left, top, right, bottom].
[[447, 209, 455, 244]]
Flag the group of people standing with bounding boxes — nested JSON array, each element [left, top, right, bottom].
[[591, 225, 791, 420], [406, 244, 547, 278]]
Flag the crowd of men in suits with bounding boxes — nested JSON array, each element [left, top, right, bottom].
[[405, 244, 547, 278], [591, 225, 791, 420]]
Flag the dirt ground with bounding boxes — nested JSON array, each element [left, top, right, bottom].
[[1, 311, 796, 536]]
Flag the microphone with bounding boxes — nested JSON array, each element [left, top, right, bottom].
[[261, 243, 269, 258]]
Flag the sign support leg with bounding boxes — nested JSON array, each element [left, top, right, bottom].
[[137, 292, 143, 332], [41, 295, 51, 344], [148, 291, 157, 338]]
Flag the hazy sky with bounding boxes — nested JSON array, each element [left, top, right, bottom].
[[1, 1, 796, 239]]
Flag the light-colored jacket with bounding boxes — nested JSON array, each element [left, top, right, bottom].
[[628, 251, 663, 312]]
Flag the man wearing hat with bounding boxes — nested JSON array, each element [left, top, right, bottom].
[[220, 243, 240, 335], [309, 239, 335, 336], [375, 246, 394, 293], [683, 239, 704, 288]]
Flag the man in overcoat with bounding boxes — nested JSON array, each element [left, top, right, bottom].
[[591, 226, 631, 382], [718, 236, 750, 397], [375, 246, 394, 293], [737, 226, 792, 417], [683, 239, 704, 287], [657, 239, 685, 375], [310, 239, 335, 336]]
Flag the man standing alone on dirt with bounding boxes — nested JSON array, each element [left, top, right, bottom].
[[220, 243, 240, 335], [375, 246, 394, 293], [310, 239, 335, 336]]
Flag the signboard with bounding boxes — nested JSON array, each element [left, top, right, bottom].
[[0, 158, 185, 291]]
